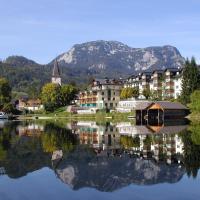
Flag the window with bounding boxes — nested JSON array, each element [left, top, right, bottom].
[[108, 89, 111, 98], [102, 92, 104, 95], [102, 97, 104, 100], [113, 98, 115, 101], [110, 103, 113, 108]]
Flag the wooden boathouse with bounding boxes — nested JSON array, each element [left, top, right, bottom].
[[136, 101, 189, 125]]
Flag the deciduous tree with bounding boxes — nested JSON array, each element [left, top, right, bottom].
[[41, 83, 77, 111], [120, 87, 139, 99]]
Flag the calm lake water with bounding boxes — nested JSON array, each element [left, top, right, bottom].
[[0, 119, 200, 200]]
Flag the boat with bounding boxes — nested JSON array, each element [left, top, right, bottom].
[[0, 112, 9, 119]]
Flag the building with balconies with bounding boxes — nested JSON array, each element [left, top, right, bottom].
[[163, 68, 182, 99], [78, 78, 123, 110], [124, 68, 183, 100]]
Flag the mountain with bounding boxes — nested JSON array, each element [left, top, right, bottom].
[[0, 40, 185, 96], [51, 40, 185, 77], [4, 56, 38, 67], [0, 59, 50, 98], [56, 147, 185, 192]]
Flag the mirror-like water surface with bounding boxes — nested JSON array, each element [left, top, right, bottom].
[[0, 119, 200, 200]]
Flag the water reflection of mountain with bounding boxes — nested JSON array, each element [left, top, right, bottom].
[[1, 120, 200, 192], [1, 136, 51, 178], [55, 147, 185, 192]]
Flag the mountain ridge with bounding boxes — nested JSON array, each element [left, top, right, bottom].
[[50, 40, 184, 74], [0, 40, 186, 96], [3, 55, 39, 67]]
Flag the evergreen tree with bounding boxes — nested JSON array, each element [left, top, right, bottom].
[[142, 88, 151, 99], [181, 57, 200, 105], [0, 77, 12, 108]]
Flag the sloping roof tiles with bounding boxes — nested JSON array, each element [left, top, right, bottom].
[[136, 101, 188, 110]]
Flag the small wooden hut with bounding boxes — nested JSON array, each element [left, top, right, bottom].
[[136, 101, 189, 125]]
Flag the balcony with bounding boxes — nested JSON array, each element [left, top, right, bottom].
[[165, 89, 174, 94], [166, 81, 174, 87]]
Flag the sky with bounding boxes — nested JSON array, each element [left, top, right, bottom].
[[0, 0, 200, 64]]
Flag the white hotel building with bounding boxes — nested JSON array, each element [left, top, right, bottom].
[[124, 68, 183, 99]]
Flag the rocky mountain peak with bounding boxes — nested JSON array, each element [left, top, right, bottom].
[[52, 40, 185, 77]]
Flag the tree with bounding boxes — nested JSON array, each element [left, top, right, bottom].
[[149, 90, 162, 100], [60, 84, 77, 106], [142, 88, 151, 99], [42, 123, 77, 153], [41, 83, 77, 112], [179, 127, 200, 178], [0, 78, 11, 107], [120, 135, 140, 148], [181, 58, 200, 105], [188, 90, 200, 114], [130, 87, 139, 98], [2, 103, 15, 114], [41, 83, 61, 111], [120, 87, 139, 99]]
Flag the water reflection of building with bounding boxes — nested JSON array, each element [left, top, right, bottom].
[[0, 120, 9, 128], [74, 121, 187, 165], [116, 122, 187, 164], [53, 121, 188, 192], [76, 121, 120, 150], [17, 123, 44, 136], [0, 120, 193, 193]]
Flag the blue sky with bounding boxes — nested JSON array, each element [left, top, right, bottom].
[[0, 0, 200, 64]]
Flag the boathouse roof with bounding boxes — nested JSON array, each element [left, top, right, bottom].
[[136, 101, 188, 110]]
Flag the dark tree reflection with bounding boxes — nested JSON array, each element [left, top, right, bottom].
[[179, 122, 200, 178]]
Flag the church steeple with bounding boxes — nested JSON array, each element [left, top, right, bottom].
[[52, 59, 61, 85]]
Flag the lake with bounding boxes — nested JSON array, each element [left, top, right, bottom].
[[0, 119, 200, 200]]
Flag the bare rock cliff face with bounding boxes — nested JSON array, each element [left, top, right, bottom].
[[52, 40, 184, 77]]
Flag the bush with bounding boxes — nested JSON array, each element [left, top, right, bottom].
[[189, 90, 200, 113], [44, 102, 55, 112]]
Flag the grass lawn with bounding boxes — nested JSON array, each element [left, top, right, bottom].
[[19, 106, 135, 122]]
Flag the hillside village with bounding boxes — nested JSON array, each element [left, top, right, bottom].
[[7, 56, 198, 121], [0, 47, 200, 120]]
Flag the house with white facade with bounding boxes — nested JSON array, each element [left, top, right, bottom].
[[78, 78, 123, 110], [124, 68, 183, 99]]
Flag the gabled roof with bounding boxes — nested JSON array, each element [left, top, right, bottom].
[[52, 59, 61, 77], [164, 68, 181, 73], [153, 125, 188, 134], [93, 78, 122, 85], [153, 101, 188, 110], [127, 74, 137, 79], [152, 69, 164, 74], [140, 71, 152, 76], [136, 101, 153, 110], [136, 101, 188, 110]]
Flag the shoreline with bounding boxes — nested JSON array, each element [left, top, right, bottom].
[[17, 111, 134, 121]]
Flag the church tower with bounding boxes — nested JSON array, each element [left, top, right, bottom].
[[52, 59, 61, 85]]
